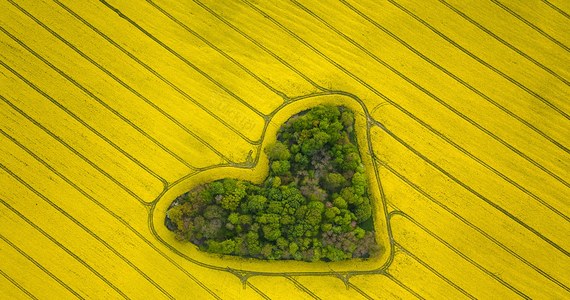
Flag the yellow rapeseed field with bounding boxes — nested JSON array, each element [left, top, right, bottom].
[[1, 0, 568, 299]]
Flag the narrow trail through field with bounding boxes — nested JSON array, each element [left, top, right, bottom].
[[1, 0, 568, 298]]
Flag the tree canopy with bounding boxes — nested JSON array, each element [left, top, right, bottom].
[[165, 105, 380, 262]]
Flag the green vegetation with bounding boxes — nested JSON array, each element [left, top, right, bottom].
[[165, 105, 380, 261]]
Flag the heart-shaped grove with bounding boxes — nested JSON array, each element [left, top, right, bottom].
[[165, 104, 383, 262]]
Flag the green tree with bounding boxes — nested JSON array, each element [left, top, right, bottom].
[[324, 207, 340, 220], [247, 195, 268, 213], [203, 205, 224, 220], [305, 201, 325, 226], [325, 172, 346, 190], [209, 181, 225, 196], [341, 110, 354, 128], [342, 151, 361, 172], [208, 240, 236, 255], [267, 200, 283, 214], [355, 202, 372, 223], [221, 195, 241, 211], [265, 141, 291, 161], [227, 213, 239, 225], [341, 187, 364, 206], [289, 242, 299, 255], [261, 243, 275, 259], [352, 172, 367, 196], [333, 197, 348, 209], [262, 223, 281, 241], [246, 231, 261, 256], [166, 205, 184, 229], [271, 160, 291, 176], [324, 246, 348, 261]]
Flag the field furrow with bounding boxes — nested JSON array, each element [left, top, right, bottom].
[[370, 125, 570, 280], [350, 274, 418, 300], [0, 99, 154, 218], [247, 276, 316, 300], [0, 65, 165, 203], [1, 0, 567, 298], [371, 105, 570, 232], [301, 0, 570, 170], [387, 251, 470, 300], [391, 212, 568, 298], [498, 0, 570, 46], [446, 0, 570, 60], [371, 122, 570, 252], [292, 276, 367, 299], [0, 233, 79, 299], [346, 0, 570, 148], [96, 0, 276, 128], [0, 157, 174, 298], [394, 0, 570, 112], [151, 0, 320, 99], [0, 123, 274, 299], [379, 165, 570, 291], [239, 1, 570, 192], [392, 212, 520, 299], [0, 268, 36, 300], [0, 2, 237, 167], [293, 0, 570, 199], [12, 0, 264, 163], [545, 0, 570, 14], [195, 0, 377, 101], [87, 0, 285, 117]]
